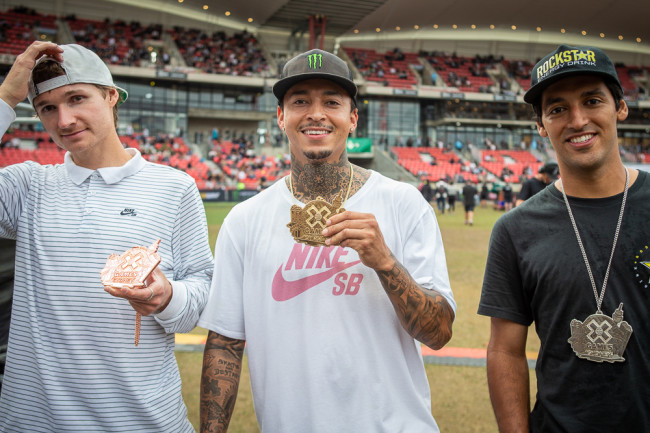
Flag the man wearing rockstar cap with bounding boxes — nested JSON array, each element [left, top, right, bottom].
[[479, 44, 650, 432], [198, 49, 456, 433], [0, 41, 213, 431]]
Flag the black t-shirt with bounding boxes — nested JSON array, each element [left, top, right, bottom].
[[517, 177, 548, 201], [420, 183, 434, 202], [502, 185, 513, 202], [462, 184, 477, 207], [479, 170, 650, 432]]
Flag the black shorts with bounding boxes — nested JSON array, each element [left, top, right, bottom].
[[464, 203, 475, 212]]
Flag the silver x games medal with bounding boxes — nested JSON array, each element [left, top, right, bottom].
[[101, 239, 162, 346], [568, 303, 633, 363]]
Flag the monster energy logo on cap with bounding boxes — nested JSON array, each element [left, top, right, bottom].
[[273, 49, 358, 102], [307, 53, 323, 69]]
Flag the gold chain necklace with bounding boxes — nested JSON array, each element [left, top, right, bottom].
[[287, 165, 354, 246]]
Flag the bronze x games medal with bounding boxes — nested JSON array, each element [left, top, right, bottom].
[[101, 239, 162, 346]]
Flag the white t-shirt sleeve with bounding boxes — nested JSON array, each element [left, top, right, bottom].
[[198, 210, 246, 340], [393, 182, 457, 315]]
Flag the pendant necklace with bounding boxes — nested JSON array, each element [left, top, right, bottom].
[[563, 168, 633, 363], [287, 164, 354, 246]]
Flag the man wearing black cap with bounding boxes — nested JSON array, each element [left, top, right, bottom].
[[514, 161, 559, 206], [479, 44, 650, 432], [199, 49, 456, 433]]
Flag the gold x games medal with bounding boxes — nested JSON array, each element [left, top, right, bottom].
[[288, 192, 345, 246], [101, 239, 162, 346]]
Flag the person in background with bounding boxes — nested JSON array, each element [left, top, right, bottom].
[[515, 161, 558, 206], [435, 182, 448, 214], [502, 181, 514, 212], [447, 181, 459, 214], [479, 182, 489, 207], [462, 180, 478, 225], [419, 178, 435, 204]]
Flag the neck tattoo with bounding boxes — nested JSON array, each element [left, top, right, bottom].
[[287, 164, 353, 246], [563, 168, 633, 363]]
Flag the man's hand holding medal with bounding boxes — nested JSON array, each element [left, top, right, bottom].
[[100, 239, 174, 345]]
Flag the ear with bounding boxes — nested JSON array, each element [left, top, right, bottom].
[[617, 99, 629, 122], [349, 107, 358, 131], [277, 105, 285, 131], [536, 121, 548, 138], [107, 88, 120, 107]]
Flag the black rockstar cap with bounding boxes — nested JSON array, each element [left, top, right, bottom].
[[524, 44, 622, 104], [273, 49, 357, 103]]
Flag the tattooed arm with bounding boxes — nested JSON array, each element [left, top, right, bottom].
[[377, 255, 454, 349], [323, 211, 454, 350], [200, 331, 246, 433]]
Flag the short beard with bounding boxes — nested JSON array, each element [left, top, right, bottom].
[[304, 149, 332, 162]]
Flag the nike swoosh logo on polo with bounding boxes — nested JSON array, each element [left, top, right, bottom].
[[272, 260, 361, 301]]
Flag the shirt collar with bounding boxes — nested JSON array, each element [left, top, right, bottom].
[[65, 148, 146, 185]]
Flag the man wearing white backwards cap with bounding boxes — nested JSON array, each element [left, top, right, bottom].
[[0, 41, 213, 432]]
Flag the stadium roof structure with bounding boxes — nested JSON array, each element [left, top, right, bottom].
[[104, 0, 650, 58]]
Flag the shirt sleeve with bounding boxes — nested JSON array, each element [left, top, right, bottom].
[[477, 215, 533, 326], [400, 184, 457, 315], [197, 210, 246, 340], [154, 182, 214, 333], [0, 162, 34, 240], [518, 181, 532, 201], [0, 98, 17, 134]]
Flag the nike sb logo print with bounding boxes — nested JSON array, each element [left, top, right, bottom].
[[120, 208, 137, 216], [272, 244, 363, 301]]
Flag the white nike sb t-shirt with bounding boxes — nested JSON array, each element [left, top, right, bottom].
[[199, 171, 455, 433]]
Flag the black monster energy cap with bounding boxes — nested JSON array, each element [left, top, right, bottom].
[[273, 49, 357, 103]]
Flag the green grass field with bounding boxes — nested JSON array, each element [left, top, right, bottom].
[[176, 201, 540, 432]]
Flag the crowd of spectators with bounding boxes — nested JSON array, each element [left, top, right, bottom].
[[346, 47, 419, 87], [171, 28, 269, 76], [3, 6, 650, 102], [66, 16, 166, 67], [422, 52, 502, 94], [207, 137, 290, 190], [0, 7, 57, 56], [504, 59, 532, 86]]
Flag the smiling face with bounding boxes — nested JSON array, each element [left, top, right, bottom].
[[537, 74, 628, 175], [277, 78, 358, 166], [33, 83, 120, 166]]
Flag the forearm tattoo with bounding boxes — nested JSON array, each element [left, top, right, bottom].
[[378, 258, 454, 350], [200, 332, 245, 433]]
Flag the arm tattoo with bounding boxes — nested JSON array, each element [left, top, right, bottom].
[[377, 258, 454, 350], [200, 331, 246, 433]]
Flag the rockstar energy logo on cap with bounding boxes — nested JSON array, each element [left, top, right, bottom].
[[307, 53, 323, 69], [536, 49, 596, 81]]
